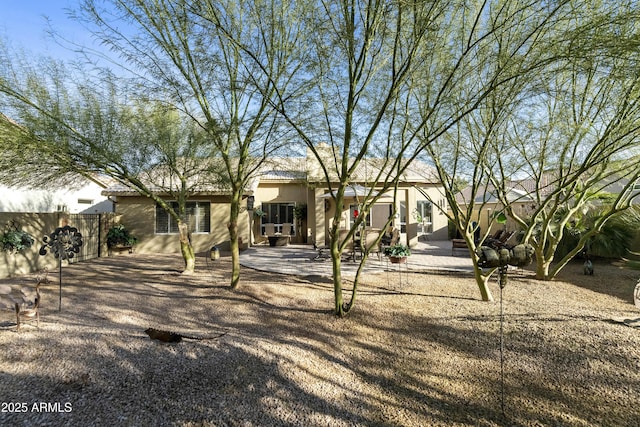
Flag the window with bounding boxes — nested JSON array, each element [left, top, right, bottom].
[[260, 203, 296, 235], [155, 201, 210, 234]]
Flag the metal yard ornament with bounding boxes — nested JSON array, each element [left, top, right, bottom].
[[39, 225, 83, 311], [476, 241, 534, 418]]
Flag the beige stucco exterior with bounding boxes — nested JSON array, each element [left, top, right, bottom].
[[114, 195, 250, 254], [106, 153, 447, 253]]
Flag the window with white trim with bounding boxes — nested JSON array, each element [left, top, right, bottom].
[[155, 201, 211, 234]]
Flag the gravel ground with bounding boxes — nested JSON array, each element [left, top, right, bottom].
[[1, 253, 639, 427]]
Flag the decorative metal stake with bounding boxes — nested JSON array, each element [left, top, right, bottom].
[[39, 225, 83, 311], [498, 264, 508, 418]]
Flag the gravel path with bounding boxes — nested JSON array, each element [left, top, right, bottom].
[[1, 253, 639, 426]]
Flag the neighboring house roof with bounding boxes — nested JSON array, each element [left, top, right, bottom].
[[456, 183, 534, 206]]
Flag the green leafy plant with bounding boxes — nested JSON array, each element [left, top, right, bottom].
[[1, 229, 35, 253], [384, 244, 411, 257], [106, 224, 138, 247], [254, 208, 266, 218]]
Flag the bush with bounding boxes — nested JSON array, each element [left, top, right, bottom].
[[1, 229, 35, 253], [106, 224, 138, 248], [384, 244, 411, 257]]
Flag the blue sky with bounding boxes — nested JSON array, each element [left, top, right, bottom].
[[0, 1, 91, 58]]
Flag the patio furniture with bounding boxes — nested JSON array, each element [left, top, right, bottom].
[[339, 229, 361, 261], [264, 223, 275, 236], [484, 230, 516, 250], [362, 228, 383, 260], [451, 238, 468, 255], [281, 223, 293, 236], [268, 235, 290, 246], [312, 238, 330, 261]]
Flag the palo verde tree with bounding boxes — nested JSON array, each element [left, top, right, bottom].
[[0, 48, 215, 273], [240, 0, 579, 310], [259, 0, 452, 316], [408, 0, 577, 301], [488, 3, 640, 280], [77, 0, 304, 288]]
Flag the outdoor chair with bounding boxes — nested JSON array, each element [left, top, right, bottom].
[[380, 228, 400, 256], [362, 229, 383, 260], [264, 223, 275, 236], [281, 223, 293, 236], [338, 229, 359, 261], [484, 230, 516, 250]]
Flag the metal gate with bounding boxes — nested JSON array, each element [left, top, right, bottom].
[[67, 214, 101, 262]]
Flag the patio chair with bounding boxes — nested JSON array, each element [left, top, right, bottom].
[[484, 230, 516, 250], [264, 223, 275, 236], [389, 228, 400, 246], [338, 229, 358, 261], [281, 223, 293, 236], [362, 229, 383, 260]]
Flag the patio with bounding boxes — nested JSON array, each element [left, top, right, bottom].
[[240, 240, 475, 278]]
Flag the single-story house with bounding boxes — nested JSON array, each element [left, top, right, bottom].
[[455, 169, 640, 238], [454, 183, 535, 237], [102, 146, 448, 254]]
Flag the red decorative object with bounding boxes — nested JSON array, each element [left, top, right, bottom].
[[353, 209, 359, 218]]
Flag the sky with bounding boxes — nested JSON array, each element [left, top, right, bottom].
[[0, 0, 94, 59]]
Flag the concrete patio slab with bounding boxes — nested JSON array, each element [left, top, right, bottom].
[[239, 240, 474, 278]]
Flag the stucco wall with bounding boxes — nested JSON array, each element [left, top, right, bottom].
[[253, 182, 311, 244], [0, 212, 115, 279], [114, 196, 249, 254]]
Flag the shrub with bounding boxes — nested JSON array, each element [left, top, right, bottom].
[[1, 229, 35, 253], [106, 224, 138, 247]]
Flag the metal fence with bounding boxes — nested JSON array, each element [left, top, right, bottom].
[[68, 214, 102, 262]]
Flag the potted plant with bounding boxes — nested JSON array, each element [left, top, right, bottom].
[[384, 244, 411, 264], [106, 224, 138, 250]]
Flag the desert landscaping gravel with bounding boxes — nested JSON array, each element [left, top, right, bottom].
[[1, 253, 639, 426]]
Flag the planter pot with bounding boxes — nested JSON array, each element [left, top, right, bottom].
[[389, 256, 407, 264], [107, 244, 134, 256]]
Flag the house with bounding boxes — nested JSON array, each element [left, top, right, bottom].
[[455, 170, 640, 238], [454, 183, 535, 237], [0, 175, 115, 214], [102, 147, 448, 254]]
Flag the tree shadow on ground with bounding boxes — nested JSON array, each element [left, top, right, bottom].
[[1, 254, 639, 426]]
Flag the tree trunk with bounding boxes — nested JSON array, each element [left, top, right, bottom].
[[178, 220, 195, 274], [473, 266, 494, 302], [331, 239, 347, 316], [462, 233, 494, 302], [228, 191, 242, 289], [534, 245, 553, 280]]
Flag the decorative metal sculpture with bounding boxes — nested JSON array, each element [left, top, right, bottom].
[[39, 225, 83, 311], [476, 241, 534, 417]]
